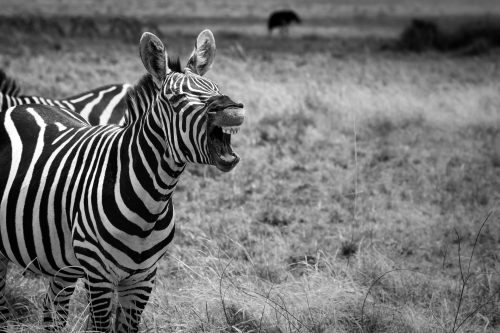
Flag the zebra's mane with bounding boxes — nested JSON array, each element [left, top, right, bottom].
[[125, 73, 156, 124], [125, 56, 182, 124], [168, 56, 182, 74], [0, 69, 21, 96]]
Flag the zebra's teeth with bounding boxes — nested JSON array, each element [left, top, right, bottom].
[[221, 126, 240, 135]]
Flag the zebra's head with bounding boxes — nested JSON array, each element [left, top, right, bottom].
[[139, 30, 245, 172]]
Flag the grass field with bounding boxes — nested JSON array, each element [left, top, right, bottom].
[[0, 1, 500, 332], [2, 0, 500, 18]]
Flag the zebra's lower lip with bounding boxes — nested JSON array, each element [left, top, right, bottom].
[[207, 102, 244, 172], [208, 125, 239, 172]]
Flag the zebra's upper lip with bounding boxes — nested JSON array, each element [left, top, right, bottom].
[[206, 95, 245, 126], [207, 99, 245, 172]]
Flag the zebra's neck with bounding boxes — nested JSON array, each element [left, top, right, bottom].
[[117, 75, 185, 220]]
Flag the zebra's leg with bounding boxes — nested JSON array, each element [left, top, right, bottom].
[[84, 275, 114, 332], [115, 268, 157, 333], [42, 275, 78, 330], [0, 255, 9, 325]]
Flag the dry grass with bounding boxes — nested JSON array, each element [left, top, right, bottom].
[[0, 9, 500, 332], [2, 0, 500, 42], [1, 0, 500, 18]]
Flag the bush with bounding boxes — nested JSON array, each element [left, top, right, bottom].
[[395, 17, 500, 55]]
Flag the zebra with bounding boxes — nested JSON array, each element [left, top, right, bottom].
[[0, 29, 245, 332], [0, 69, 130, 125]]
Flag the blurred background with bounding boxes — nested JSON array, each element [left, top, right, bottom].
[[1, 1, 500, 332]]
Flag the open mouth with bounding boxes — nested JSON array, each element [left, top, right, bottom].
[[207, 98, 245, 172]]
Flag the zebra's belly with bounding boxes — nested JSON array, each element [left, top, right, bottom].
[[0, 230, 82, 278], [0, 190, 80, 277]]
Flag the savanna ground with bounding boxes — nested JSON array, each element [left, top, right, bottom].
[[0, 0, 500, 332]]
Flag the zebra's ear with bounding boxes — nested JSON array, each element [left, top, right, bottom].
[[139, 32, 170, 86], [186, 29, 216, 76]]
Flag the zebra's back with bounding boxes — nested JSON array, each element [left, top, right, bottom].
[[0, 69, 130, 126], [65, 83, 131, 125]]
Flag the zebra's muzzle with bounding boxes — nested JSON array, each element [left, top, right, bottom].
[[207, 97, 245, 172]]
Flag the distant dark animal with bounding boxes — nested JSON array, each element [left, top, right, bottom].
[[268, 10, 301, 35]]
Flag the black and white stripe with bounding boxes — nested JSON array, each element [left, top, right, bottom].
[[0, 70, 130, 125], [0, 30, 245, 332]]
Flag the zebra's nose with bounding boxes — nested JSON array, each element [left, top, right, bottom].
[[208, 95, 244, 112]]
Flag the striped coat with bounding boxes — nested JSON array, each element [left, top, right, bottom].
[[0, 69, 130, 125], [0, 30, 245, 332]]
